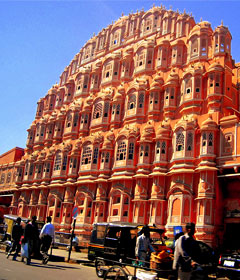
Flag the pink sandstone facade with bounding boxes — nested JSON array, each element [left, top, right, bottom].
[[1, 5, 240, 248]]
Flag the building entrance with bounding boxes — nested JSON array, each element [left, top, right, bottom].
[[224, 222, 240, 250]]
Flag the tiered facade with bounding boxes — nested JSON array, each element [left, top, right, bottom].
[[1, 5, 240, 248]]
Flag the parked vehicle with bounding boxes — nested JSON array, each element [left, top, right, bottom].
[[88, 222, 172, 278], [217, 251, 240, 279], [1, 214, 44, 256]]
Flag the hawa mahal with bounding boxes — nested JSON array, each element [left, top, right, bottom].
[[1, 5, 240, 248]]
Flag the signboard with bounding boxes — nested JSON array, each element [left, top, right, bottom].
[[72, 206, 79, 219], [173, 226, 183, 236]]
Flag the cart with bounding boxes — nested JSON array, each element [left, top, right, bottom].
[[95, 256, 175, 280]]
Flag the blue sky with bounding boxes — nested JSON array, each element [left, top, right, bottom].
[[0, 0, 240, 155]]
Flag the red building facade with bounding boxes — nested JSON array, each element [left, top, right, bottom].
[[1, 6, 240, 248]]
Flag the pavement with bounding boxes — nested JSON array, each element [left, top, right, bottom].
[[49, 247, 91, 264], [0, 243, 92, 265]]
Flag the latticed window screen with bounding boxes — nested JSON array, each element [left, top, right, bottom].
[[93, 103, 103, 119], [73, 113, 79, 127], [29, 164, 34, 176], [7, 173, 11, 183], [62, 155, 68, 170], [66, 113, 72, 127], [156, 141, 160, 154], [101, 152, 105, 162], [195, 77, 201, 93], [176, 131, 184, 151], [82, 146, 92, 165], [106, 152, 110, 163], [104, 102, 109, 117], [84, 115, 88, 124], [145, 145, 149, 156], [140, 145, 144, 156], [209, 133, 213, 146], [162, 141, 166, 154], [116, 104, 120, 114], [187, 132, 193, 151], [128, 94, 136, 109], [128, 142, 134, 160], [1, 174, 5, 184], [93, 148, 99, 164], [202, 133, 207, 146], [54, 152, 62, 171], [116, 142, 127, 161], [138, 93, 144, 108]]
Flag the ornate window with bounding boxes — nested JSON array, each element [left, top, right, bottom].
[[161, 141, 166, 154], [104, 102, 109, 117], [116, 104, 120, 115], [187, 132, 193, 151], [6, 173, 11, 183], [105, 152, 110, 163], [140, 145, 144, 157], [73, 113, 79, 127], [81, 146, 92, 165], [93, 148, 99, 164], [128, 94, 136, 109], [202, 133, 207, 147], [54, 152, 62, 171], [62, 155, 68, 170], [176, 131, 184, 151], [93, 103, 103, 119], [128, 142, 134, 160], [209, 133, 213, 146], [1, 173, 5, 184], [66, 113, 72, 127], [138, 93, 144, 108], [116, 142, 127, 161], [145, 145, 149, 156]]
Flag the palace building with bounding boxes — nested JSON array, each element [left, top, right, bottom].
[[1, 5, 240, 248]]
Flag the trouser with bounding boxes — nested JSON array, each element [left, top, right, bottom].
[[178, 269, 192, 280], [40, 235, 52, 259], [9, 239, 21, 257]]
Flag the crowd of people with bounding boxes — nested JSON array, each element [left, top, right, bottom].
[[6, 216, 55, 265]]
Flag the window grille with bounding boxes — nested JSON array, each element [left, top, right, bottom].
[[138, 93, 144, 108], [116, 142, 127, 161], [93, 148, 99, 164], [104, 102, 109, 117], [73, 114, 79, 127], [128, 94, 136, 109], [62, 155, 67, 170], [54, 152, 62, 171], [128, 142, 134, 160], [176, 131, 184, 151], [209, 133, 213, 146], [187, 132, 193, 151], [106, 152, 109, 163], [202, 133, 207, 146], [93, 103, 103, 119], [82, 146, 92, 165], [162, 141, 166, 154]]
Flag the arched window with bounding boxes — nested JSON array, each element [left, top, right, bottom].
[[93, 103, 103, 119], [172, 198, 181, 216], [138, 93, 144, 108], [140, 145, 144, 157], [66, 113, 72, 127], [161, 141, 166, 154], [209, 133, 213, 146], [187, 132, 193, 151], [62, 154, 67, 170], [54, 152, 62, 171], [93, 148, 99, 164], [116, 142, 126, 161], [128, 142, 134, 160], [81, 146, 92, 165], [73, 113, 79, 127], [202, 133, 207, 147], [144, 145, 149, 156], [183, 199, 190, 216], [176, 131, 184, 151], [104, 102, 109, 117], [116, 104, 120, 115], [128, 94, 136, 109]]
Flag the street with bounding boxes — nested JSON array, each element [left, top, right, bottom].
[[0, 251, 97, 280]]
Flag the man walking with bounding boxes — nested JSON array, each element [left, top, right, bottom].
[[7, 217, 23, 261], [135, 225, 155, 265], [40, 216, 55, 264], [23, 218, 35, 265], [173, 223, 198, 280]]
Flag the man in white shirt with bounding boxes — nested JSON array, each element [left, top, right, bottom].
[[135, 225, 155, 265], [40, 216, 55, 264]]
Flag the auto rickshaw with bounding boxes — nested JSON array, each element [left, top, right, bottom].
[[2, 214, 44, 256], [88, 222, 172, 278]]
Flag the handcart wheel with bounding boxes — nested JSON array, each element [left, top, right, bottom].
[[104, 265, 128, 280], [95, 259, 106, 278]]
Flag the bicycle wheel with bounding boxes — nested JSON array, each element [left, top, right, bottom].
[[95, 259, 106, 278], [104, 265, 128, 280]]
